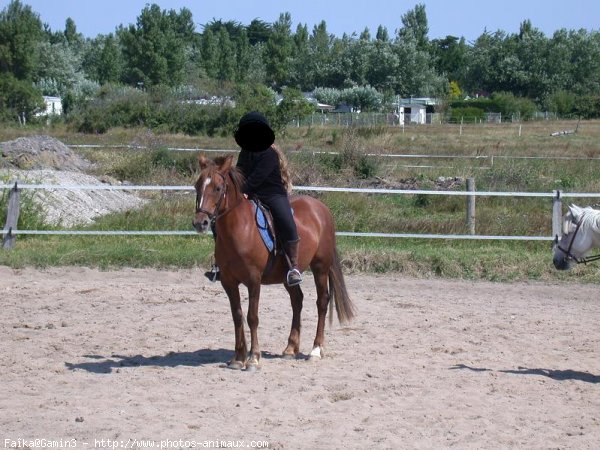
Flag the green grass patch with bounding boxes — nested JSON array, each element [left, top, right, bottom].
[[2, 234, 598, 283], [0, 235, 214, 269]]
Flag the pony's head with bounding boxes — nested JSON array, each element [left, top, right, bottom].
[[552, 204, 598, 270], [192, 154, 245, 233]]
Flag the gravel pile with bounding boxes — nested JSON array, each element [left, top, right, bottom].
[[1, 135, 92, 171]]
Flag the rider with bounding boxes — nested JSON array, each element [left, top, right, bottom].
[[205, 111, 303, 286]]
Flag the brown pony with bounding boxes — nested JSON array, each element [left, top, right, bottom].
[[192, 154, 355, 371]]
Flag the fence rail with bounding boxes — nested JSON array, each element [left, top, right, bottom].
[[2, 182, 600, 246]]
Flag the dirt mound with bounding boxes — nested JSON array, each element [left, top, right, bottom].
[[0, 135, 92, 171]]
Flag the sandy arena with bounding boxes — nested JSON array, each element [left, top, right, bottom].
[[1, 266, 598, 449]]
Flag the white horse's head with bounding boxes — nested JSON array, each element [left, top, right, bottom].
[[553, 204, 600, 270]]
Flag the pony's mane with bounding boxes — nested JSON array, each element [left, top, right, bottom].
[[581, 207, 600, 232], [569, 206, 600, 233], [227, 165, 246, 195], [211, 156, 246, 195]]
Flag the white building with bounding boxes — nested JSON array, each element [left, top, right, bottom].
[[39, 96, 63, 116]]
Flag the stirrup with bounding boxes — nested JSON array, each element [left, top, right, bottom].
[[204, 265, 220, 282], [286, 268, 303, 286]]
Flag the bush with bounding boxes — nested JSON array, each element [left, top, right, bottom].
[[575, 95, 600, 119], [450, 92, 537, 121], [491, 92, 536, 120], [449, 106, 485, 123], [545, 91, 577, 117], [71, 84, 148, 133]]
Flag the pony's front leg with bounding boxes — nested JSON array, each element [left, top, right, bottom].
[[222, 282, 247, 370], [282, 284, 303, 359], [245, 282, 261, 371]]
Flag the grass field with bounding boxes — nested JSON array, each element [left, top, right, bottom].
[[2, 120, 600, 282]]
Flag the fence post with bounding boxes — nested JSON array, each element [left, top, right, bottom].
[[552, 190, 562, 238], [2, 181, 21, 249], [466, 178, 476, 235]]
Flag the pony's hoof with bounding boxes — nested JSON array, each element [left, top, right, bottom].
[[227, 360, 244, 370], [244, 355, 260, 372], [282, 353, 297, 360], [308, 346, 323, 361]]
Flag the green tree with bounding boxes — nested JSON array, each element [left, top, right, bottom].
[[200, 29, 219, 79], [119, 4, 195, 87], [392, 37, 446, 97], [63, 17, 84, 52], [0, 72, 44, 123], [342, 85, 383, 111], [397, 3, 429, 51], [348, 34, 371, 87], [265, 12, 294, 87], [430, 35, 469, 84], [309, 21, 332, 87], [216, 28, 235, 82], [82, 34, 122, 85], [366, 39, 399, 92], [463, 30, 506, 93], [203, 19, 244, 40], [272, 87, 314, 131], [290, 23, 311, 89], [247, 19, 271, 45], [246, 43, 267, 85], [35, 41, 83, 95], [234, 28, 252, 83], [0, 0, 44, 80], [376, 26, 389, 42], [234, 83, 277, 121], [568, 30, 600, 95], [327, 34, 356, 88], [448, 81, 462, 100]]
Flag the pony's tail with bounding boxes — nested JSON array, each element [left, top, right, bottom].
[[328, 248, 356, 325]]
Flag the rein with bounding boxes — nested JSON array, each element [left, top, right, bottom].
[[195, 171, 244, 225], [556, 213, 600, 265]]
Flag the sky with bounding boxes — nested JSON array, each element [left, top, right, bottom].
[[6, 0, 600, 43]]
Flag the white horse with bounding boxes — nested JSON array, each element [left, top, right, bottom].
[[553, 204, 600, 270]]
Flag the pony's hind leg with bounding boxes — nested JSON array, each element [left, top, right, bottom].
[[282, 284, 303, 359], [309, 271, 330, 360]]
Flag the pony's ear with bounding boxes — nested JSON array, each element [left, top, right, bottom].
[[218, 155, 234, 172], [569, 204, 582, 220], [198, 154, 210, 170]]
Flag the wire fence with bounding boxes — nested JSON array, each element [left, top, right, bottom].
[[3, 182, 600, 242]]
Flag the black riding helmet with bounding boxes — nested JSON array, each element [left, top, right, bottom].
[[234, 111, 275, 152]]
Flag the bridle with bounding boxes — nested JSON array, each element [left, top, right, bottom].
[[195, 171, 243, 225], [555, 213, 600, 265]]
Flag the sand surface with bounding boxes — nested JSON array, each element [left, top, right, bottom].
[[1, 267, 598, 449]]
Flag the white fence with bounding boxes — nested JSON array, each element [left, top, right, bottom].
[[3, 181, 600, 249]]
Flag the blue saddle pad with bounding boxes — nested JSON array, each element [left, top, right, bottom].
[[252, 200, 274, 252]]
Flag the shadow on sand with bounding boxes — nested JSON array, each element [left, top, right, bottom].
[[450, 363, 600, 384], [65, 348, 300, 373]]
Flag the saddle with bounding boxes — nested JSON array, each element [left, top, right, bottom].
[[251, 199, 277, 254]]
